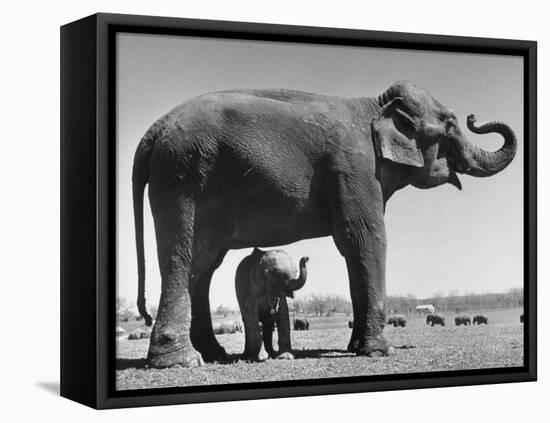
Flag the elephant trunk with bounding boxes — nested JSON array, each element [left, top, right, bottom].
[[288, 256, 309, 293], [456, 115, 517, 177]]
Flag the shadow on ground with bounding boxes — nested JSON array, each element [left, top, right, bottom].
[[36, 381, 60, 396], [116, 349, 354, 369], [293, 348, 352, 359], [116, 358, 146, 370]]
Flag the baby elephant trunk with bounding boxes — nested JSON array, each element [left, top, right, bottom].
[[287, 256, 309, 296]]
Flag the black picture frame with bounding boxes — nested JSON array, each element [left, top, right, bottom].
[[60, 12, 537, 409]]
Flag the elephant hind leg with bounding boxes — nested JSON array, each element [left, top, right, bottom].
[[235, 256, 265, 362], [146, 194, 203, 368], [190, 248, 228, 362]]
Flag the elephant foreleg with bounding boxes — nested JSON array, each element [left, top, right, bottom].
[[332, 197, 393, 356], [261, 319, 275, 358], [276, 297, 293, 359], [241, 305, 265, 361]]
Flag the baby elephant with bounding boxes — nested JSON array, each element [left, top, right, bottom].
[[387, 314, 406, 327], [236, 248, 309, 361], [426, 314, 445, 326], [455, 315, 472, 326], [472, 315, 488, 325]]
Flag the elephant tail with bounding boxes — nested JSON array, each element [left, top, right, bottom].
[[133, 128, 158, 327]]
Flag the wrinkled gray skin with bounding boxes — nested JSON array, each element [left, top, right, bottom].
[[235, 248, 308, 361], [426, 314, 445, 326], [455, 315, 472, 326], [472, 315, 488, 325], [387, 314, 406, 327], [133, 81, 517, 368]]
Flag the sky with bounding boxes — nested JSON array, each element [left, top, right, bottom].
[[116, 32, 523, 310]]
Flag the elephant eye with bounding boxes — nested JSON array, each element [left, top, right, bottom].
[[445, 119, 456, 133]]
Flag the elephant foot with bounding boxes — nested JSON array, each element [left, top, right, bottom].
[[348, 335, 395, 357], [275, 351, 294, 360], [241, 349, 269, 363], [147, 328, 204, 368], [200, 345, 228, 363], [147, 346, 204, 368]]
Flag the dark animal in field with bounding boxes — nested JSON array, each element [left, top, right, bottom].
[[520, 314, 524, 323], [473, 315, 488, 325], [133, 81, 517, 368], [348, 321, 354, 328], [212, 320, 243, 335], [455, 315, 472, 326], [294, 319, 310, 331], [387, 314, 406, 327], [128, 328, 151, 340], [426, 314, 445, 326], [236, 248, 308, 361]]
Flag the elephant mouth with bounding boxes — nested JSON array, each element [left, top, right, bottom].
[[445, 156, 463, 190], [267, 290, 280, 315], [448, 169, 462, 190]]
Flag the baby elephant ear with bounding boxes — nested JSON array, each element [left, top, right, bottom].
[[372, 97, 424, 168]]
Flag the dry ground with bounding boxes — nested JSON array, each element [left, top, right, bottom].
[[116, 308, 523, 390]]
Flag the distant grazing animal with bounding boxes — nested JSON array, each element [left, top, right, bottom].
[[387, 314, 406, 327], [426, 314, 445, 326], [212, 320, 243, 335], [455, 315, 471, 326], [294, 319, 310, 331], [473, 315, 488, 325], [236, 248, 308, 361], [348, 321, 354, 328], [520, 314, 524, 323], [128, 330, 151, 340]]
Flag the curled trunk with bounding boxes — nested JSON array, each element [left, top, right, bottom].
[[457, 115, 517, 177], [288, 257, 309, 292]]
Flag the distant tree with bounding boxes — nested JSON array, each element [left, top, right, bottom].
[[214, 304, 231, 317], [116, 297, 133, 321], [116, 297, 128, 315]]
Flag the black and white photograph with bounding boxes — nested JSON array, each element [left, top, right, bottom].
[[113, 29, 526, 391]]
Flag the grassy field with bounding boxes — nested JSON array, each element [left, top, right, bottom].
[[116, 308, 523, 390]]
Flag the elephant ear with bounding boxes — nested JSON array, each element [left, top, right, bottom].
[[372, 97, 424, 168]]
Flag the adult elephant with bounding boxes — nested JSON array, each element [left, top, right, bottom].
[[473, 315, 488, 325], [134, 81, 517, 368], [426, 314, 445, 327], [235, 248, 308, 360], [455, 315, 472, 326], [212, 320, 243, 334], [294, 319, 310, 331], [388, 314, 406, 327]]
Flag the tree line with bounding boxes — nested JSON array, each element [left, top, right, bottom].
[[116, 287, 523, 321], [386, 287, 523, 315]]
